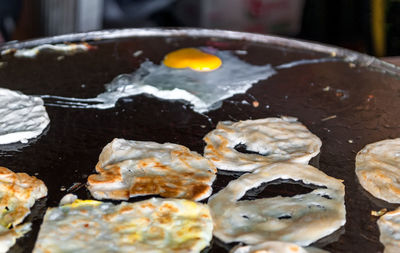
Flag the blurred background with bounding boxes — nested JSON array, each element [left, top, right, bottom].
[[0, 0, 399, 57]]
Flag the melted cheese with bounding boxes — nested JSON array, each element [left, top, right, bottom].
[[33, 198, 213, 253], [163, 48, 222, 71]]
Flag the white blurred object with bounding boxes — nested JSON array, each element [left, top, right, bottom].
[[40, 0, 103, 36], [175, 0, 305, 35]]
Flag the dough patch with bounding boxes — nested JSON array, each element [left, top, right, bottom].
[[377, 207, 400, 253], [203, 117, 321, 172], [208, 163, 345, 246], [230, 241, 328, 253], [88, 138, 217, 201], [33, 197, 213, 253], [356, 138, 400, 203], [0, 88, 50, 145], [0, 167, 47, 253], [2, 43, 92, 58]]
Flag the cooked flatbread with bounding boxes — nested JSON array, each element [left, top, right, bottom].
[[356, 138, 400, 203], [230, 241, 329, 253], [88, 138, 217, 201], [203, 117, 322, 172], [0, 87, 50, 145], [377, 207, 400, 253], [208, 163, 345, 246], [2, 43, 91, 58], [33, 197, 213, 253], [0, 166, 47, 253]]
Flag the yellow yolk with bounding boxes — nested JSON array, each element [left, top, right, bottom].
[[163, 48, 222, 72], [65, 199, 102, 208]]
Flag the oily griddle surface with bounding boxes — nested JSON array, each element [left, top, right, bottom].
[[0, 33, 399, 252]]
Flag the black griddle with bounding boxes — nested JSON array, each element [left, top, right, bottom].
[[0, 28, 400, 252]]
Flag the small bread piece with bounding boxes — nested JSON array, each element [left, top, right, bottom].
[[203, 117, 322, 172], [33, 197, 213, 253], [0, 167, 47, 253], [0, 223, 31, 253], [356, 138, 400, 203], [88, 138, 217, 201], [0, 87, 50, 145], [6, 43, 92, 58], [377, 207, 400, 253], [208, 163, 345, 246], [230, 241, 328, 253]]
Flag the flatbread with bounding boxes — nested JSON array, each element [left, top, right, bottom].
[[203, 117, 322, 172], [33, 197, 213, 253], [88, 138, 217, 201], [0, 87, 50, 145], [2, 43, 91, 58], [208, 162, 345, 246], [0, 223, 31, 253], [0, 166, 47, 253], [377, 207, 400, 253], [356, 138, 400, 203], [230, 241, 329, 253]]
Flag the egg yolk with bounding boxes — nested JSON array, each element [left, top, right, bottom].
[[163, 48, 222, 72], [65, 199, 102, 208]]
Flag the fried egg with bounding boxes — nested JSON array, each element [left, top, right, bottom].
[[0, 87, 50, 145], [0, 166, 47, 253], [43, 47, 275, 113], [33, 197, 213, 253], [87, 138, 217, 201], [163, 48, 222, 71]]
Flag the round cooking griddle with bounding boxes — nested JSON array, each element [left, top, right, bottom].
[[1, 28, 400, 252]]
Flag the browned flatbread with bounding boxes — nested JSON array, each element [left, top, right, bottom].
[[87, 138, 217, 201], [0, 166, 47, 252], [230, 241, 328, 253], [203, 117, 322, 172], [356, 138, 400, 203], [33, 197, 213, 253], [377, 207, 400, 253], [208, 162, 345, 246]]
